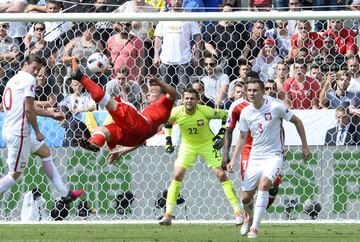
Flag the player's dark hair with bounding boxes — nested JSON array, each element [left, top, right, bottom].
[[183, 88, 199, 99], [245, 78, 265, 90], [24, 53, 45, 66]]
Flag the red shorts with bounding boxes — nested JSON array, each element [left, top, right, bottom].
[[104, 96, 173, 149]]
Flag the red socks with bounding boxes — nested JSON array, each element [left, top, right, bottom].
[[80, 75, 105, 103], [90, 132, 106, 147]]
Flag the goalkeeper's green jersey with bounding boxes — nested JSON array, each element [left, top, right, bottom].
[[166, 104, 228, 145]]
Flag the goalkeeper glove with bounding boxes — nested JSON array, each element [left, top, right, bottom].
[[212, 127, 226, 150], [165, 136, 174, 153]]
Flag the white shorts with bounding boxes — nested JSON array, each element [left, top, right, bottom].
[[242, 155, 284, 192], [4, 134, 45, 173]]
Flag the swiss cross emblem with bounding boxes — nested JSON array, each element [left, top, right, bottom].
[[264, 112, 272, 121], [197, 119, 204, 126]]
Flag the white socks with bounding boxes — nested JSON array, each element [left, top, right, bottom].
[[253, 190, 269, 230], [0, 174, 16, 193], [42, 156, 68, 197]]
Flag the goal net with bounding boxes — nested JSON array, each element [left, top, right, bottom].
[[0, 4, 360, 222]]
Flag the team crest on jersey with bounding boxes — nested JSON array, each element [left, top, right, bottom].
[[264, 112, 272, 121], [197, 119, 204, 126]]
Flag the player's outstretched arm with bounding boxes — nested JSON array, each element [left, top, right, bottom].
[[228, 131, 248, 172], [34, 106, 65, 121], [107, 145, 141, 164], [148, 75, 177, 102], [290, 115, 310, 161]]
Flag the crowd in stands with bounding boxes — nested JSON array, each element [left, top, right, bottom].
[[1, 0, 360, 146]]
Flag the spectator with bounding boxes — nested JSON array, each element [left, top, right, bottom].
[[274, 0, 288, 11], [286, 0, 304, 36], [324, 106, 360, 146], [346, 55, 360, 94], [242, 21, 266, 62], [288, 47, 314, 76], [283, 58, 321, 109], [350, 0, 360, 33], [25, 1, 73, 89], [228, 59, 251, 99], [320, 71, 355, 109], [203, 2, 246, 81], [203, 0, 223, 12], [94, 0, 115, 50], [249, 0, 272, 12], [63, 24, 107, 90], [59, 80, 96, 119], [24, 0, 49, 12], [273, 60, 289, 97], [61, 0, 95, 13], [26, 1, 72, 43], [181, 0, 205, 12], [314, 34, 346, 75], [309, 64, 324, 88], [107, 22, 144, 85], [23, 22, 58, 67], [289, 20, 323, 63], [264, 80, 279, 99], [322, 20, 357, 58], [105, 67, 142, 110], [145, 0, 166, 11], [23, 21, 46, 49], [113, 0, 157, 77], [313, 1, 342, 32], [191, 79, 215, 107], [200, 55, 229, 108], [0, 0, 27, 51], [35, 66, 61, 109], [252, 38, 282, 82], [153, 0, 201, 95], [59, 105, 92, 147], [0, 21, 20, 101], [265, 20, 291, 59]]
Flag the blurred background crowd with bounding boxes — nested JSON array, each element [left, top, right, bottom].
[[1, 0, 360, 146]]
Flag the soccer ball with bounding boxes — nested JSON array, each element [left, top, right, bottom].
[[86, 52, 110, 74]]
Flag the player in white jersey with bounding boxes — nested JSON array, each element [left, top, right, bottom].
[[228, 79, 310, 239], [1, 54, 84, 205]]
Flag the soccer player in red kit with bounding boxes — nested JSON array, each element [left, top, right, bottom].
[[70, 60, 177, 163]]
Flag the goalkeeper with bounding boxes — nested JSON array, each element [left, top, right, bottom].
[[159, 88, 243, 226]]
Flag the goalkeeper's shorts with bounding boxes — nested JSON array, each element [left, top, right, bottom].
[[174, 142, 222, 169]]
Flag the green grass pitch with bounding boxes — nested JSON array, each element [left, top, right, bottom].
[[0, 224, 359, 242]]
